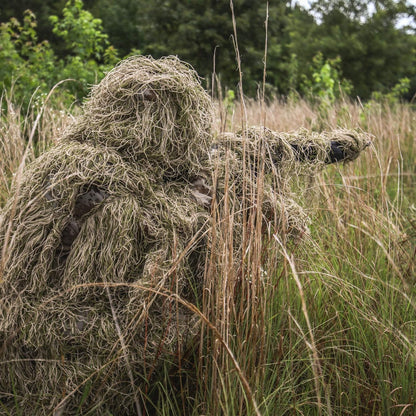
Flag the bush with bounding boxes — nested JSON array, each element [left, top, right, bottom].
[[301, 52, 352, 104], [0, 0, 119, 111]]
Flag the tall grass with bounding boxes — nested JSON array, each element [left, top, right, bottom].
[[0, 92, 72, 205], [196, 96, 415, 416], [216, 97, 414, 415], [0, 93, 415, 415]]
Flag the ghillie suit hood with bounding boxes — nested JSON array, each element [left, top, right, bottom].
[[0, 55, 370, 415], [64, 55, 213, 179]]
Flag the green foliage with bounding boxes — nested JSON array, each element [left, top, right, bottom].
[[222, 88, 236, 129], [287, 0, 416, 99], [0, 11, 56, 105], [50, 0, 110, 61], [360, 77, 412, 125], [301, 53, 352, 104], [89, 0, 287, 96], [0, 0, 67, 43], [1, 0, 416, 106], [223, 89, 235, 115], [49, 0, 119, 99], [0, 1, 119, 110], [371, 77, 411, 103]]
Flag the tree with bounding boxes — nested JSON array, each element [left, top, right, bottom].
[[2, 0, 416, 99], [0, 0, 67, 51], [300, 0, 416, 98], [91, 0, 289, 96], [0, 1, 119, 109]]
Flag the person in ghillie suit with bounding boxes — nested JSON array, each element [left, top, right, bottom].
[[0, 56, 370, 415]]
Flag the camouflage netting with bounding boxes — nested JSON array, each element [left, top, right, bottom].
[[0, 55, 370, 414]]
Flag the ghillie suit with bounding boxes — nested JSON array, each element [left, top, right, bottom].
[[0, 56, 213, 415], [0, 56, 370, 415], [198, 127, 370, 285], [209, 126, 370, 236]]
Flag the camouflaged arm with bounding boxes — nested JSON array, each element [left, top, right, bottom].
[[288, 130, 371, 164]]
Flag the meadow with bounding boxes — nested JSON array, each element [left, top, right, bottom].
[[0, 92, 415, 415]]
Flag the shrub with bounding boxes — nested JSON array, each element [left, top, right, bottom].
[[0, 1, 119, 111]]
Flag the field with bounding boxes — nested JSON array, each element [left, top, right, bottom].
[[0, 93, 415, 415]]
